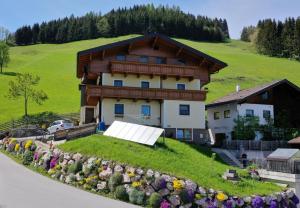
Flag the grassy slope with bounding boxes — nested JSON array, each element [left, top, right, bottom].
[[1, 35, 300, 122], [59, 135, 281, 196]]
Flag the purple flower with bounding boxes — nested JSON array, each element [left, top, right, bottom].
[[235, 198, 244, 207], [223, 198, 234, 208], [291, 195, 300, 205], [160, 200, 171, 208], [34, 152, 39, 161], [187, 189, 195, 202], [252, 196, 263, 208], [270, 200, 278, 208], [207, 199, 218, 208], [50, 156, 58, 169]]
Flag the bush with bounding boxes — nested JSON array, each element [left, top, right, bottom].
[[129, 189, 145, 205], [115, 185, 129, 201], [68, 161, 82, 174], [23, 150, 34, 165], [149, 192, 162, 208], [108, 172, 123, 191]]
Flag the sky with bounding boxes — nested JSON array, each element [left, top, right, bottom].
[[0, 0, 300, 39]]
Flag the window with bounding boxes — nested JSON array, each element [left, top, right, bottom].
[[116, 54, 126, 61], [114, 104, 124, 116], [141, 81, 150, 89], [114, 80, 123, 87], [214, 112, 220, 120], [179, 104, 190, 115], [224, 110, 230, 118], [139, 56, 149, 63], [156, 57, 166, 64], [141, 105, 151, 117], [263, 110, 271, 120], [177, 59, 186, 65], [177, 129, 192, 141], [261, 91, 269, 100], [177, 84, 186, 90], [246, 109, 254, 117]]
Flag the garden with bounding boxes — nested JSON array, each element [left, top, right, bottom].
[[1, 136, 299, 208]]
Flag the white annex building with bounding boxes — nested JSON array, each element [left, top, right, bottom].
[[206, 80, 300, 142]]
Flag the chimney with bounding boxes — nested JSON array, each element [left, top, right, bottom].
[[236, 84, 240, 92]]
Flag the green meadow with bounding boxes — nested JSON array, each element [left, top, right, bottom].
[[1, 35, 300, 123]]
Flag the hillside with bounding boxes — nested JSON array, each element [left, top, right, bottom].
[[59, 135, 281, 196], [1, 35, 300, 122]]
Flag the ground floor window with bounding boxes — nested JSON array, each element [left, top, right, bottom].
[[179, 104, 190, 115], [176, 129, 192, 141], [263, 110, 271, 120], [246, 109, 254, 117], [114, 104, 124, 116], [141, 105, 151, 117]]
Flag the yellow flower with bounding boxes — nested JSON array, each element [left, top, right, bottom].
[[216, 192, 228, 201], [132, 181, 141, 188], [127, 171, 135, 177], [48, 168, 56, 175], [195, 193, 202, 200], [25, 140, 33, 149], [9, 138, 17, 145], [14, 143, 20, 152], [173, 179, 184, 190]]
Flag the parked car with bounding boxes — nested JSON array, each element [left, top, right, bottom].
[[47, 120, 74, 134]]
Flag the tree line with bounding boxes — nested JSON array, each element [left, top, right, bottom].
[[13, 5, 229, 45], [241, 17, 300, 60]]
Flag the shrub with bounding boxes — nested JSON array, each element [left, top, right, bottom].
[[149, 192, 162, 208], [115, 185, 129, 201], [108, 172, 123, 191], [68, 161, 82, 174], [23, 150, 34, 165], [129, 189, 145, 205]]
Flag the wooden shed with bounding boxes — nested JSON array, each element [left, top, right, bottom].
[[267, 148, 300, 173]]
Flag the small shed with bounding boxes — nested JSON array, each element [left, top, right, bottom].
[[288, 137, 300, 148], [267, 148, 300, 173]]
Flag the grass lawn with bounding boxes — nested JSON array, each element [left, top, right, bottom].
[[59, 135, 281, 196], [1, 35, 300, 123]]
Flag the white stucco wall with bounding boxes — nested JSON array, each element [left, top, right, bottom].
[[162, 100, 205, 129], [207, 103, 238, 140], [237, 103, 274, 125], [162, 77, 201, 90], [101, 98, 161, 126]]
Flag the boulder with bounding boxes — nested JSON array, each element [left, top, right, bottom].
[[114, 165, 124, 173], [154, 171, 160, 178], [144, 185, 155, 196], [67, 159, 75, 165], [161, 174, 172, 182], [146, 169, 154, 178], [167, 182, 174, 191], [168, 195, 181, 206], [123, 173, 131, 183], [159, 188, 170, 197], [136, 168, 144, 175], [185, 180, 197, 192], [97, 181, 107, 191], [99, 167, 112, 180], [72, 153, 82, 161]]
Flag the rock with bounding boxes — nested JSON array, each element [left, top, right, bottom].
[[154, 171, 160, 178], [181, 203, 192, 208], [185, 180, 197, 192], [59, 174, 65, 182], [168, 195, 181, 206], [67, 159, 75, 165], [161, 174, 172, 182], [99, 167, 112, 180], [144, 185, 155, 196], [101, 160, 109, 166], [132, 175, 141, 182], [123, 174, 131, 183], [146, 169, 154, 178], [64, 153, 71, 160], [198, 187, 207, 196], [136, 168, 144, 175], [75, 172, 83, 181], [126, 166, 135, 174], [97, 181, 107, 190], [208, 188, 216, 194], [114, 165, 124, 173], [72, 153, 82, 161], [65, 173, 75, 184], [159, 188, 170, 197], [167, 182, 174, 191]]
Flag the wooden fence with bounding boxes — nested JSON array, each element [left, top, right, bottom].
[[222, 140, 288, 151], [54, 123, 97, 141]]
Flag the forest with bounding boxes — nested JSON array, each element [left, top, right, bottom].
[[241, 17, 300, 60], [13, 5, 229, 45]]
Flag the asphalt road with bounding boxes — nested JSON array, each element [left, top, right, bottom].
[[0, 153, 138, 208]]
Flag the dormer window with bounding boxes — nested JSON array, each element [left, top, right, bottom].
[[139, 56, 149, 63], [116, 54, 126, 61]]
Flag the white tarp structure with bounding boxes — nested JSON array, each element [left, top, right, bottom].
[[103, 121, 164, 146]]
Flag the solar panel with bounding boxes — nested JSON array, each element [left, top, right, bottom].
[[103, 121, 164, 146]]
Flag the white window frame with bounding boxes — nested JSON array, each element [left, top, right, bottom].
[[141, 104, 151, 117]]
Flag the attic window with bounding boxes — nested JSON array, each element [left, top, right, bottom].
[[153, 45, 159, 50], [261, 91, 269, 100]]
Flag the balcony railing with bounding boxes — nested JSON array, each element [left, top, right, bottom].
[[86, 85, 206, 104], [110, 60, 209, 81]]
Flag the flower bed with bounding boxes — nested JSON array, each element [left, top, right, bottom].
[[0, 138, 299, 208]]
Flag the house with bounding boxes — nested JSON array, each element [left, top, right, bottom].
[[76, 34, 227, 142], [206, 79, 300, 142]]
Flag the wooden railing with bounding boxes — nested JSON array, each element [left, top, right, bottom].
[[110, 60, 209, 81], [86, 85, 206, 103]]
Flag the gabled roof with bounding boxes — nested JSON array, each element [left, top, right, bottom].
[[206, 79, 300, 108], [267, 148, 300, 160], [77, 33, 228, 67], [288, 137, 300, 144]]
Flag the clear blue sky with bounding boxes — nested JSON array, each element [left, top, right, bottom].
[[1, 0, 299, 39]]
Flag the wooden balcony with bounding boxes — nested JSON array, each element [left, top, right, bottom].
[[86, 85, 206, 105], [110, 60, 209, 82]]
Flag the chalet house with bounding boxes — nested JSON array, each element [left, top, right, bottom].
[[76, 34, 227, 142], [206, 79, 300, 141]]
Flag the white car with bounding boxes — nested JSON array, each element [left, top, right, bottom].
[[47, 120, 74, 134]]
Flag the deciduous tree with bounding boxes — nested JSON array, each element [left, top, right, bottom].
[[0, 41, 10, 73]]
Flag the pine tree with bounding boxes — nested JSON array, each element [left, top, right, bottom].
[[32, 23, 40, 44]]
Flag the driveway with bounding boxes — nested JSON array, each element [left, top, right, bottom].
[[0, 153, 138, 208]]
